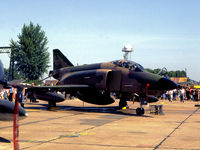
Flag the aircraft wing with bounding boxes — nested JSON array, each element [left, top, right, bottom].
[[26, 84, 90, 93], [8, 80, 26, 85], [2, 80, 26, 89], [24, 84, 91, 103]]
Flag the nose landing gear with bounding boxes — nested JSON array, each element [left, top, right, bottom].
[[118, 92, 148, 115], [136, 98, 147, 115], [136, 83, 149, 115]]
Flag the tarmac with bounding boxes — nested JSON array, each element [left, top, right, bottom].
[[0, 99, 200, 150]]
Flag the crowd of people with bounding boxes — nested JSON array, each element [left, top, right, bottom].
[[0, 87, 38, 108], [0, 87, 26, 107], [162, 87, 200, 102], [1, 85, 200, 108]]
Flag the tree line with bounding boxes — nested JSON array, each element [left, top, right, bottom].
[[145, 68, 187, 77]]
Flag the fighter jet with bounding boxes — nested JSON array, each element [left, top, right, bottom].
[[51, 49, 177, 114], [29, 49, 177, 115], [0, 60, 27, 121]]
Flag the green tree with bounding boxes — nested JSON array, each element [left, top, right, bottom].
[[146, 68, 187, 77], [10, 22, 50, 81], [4, 68, 9, 81], [145, 68, 161, 74]]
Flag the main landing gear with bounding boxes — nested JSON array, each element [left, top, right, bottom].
[[47, 101, 58, 110], [119, 94, 129, 109], [136, 98, 147, 115]]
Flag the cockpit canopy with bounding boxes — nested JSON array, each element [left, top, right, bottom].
[[112, 60, 144, 72]]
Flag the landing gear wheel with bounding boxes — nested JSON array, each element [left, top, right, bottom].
[[136, 108, 145, 115]]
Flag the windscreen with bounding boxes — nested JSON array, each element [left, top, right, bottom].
[[112, 60, 144, 72]]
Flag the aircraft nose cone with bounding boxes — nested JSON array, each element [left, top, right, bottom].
[[158, 77, 178, 90]]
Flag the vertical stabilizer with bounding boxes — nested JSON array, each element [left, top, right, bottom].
[[53, 49, 74, 70]]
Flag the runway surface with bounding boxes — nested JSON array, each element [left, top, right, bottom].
[[0, 99, 200, 150]]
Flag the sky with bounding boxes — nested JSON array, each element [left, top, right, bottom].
[[0, 0, 200, 81]]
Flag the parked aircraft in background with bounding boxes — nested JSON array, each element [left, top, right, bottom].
[[0, 100, 27, 121], [0, 60, 27, 121]]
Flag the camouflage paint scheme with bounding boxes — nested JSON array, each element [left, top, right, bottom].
[[48, 49, 177, 115]]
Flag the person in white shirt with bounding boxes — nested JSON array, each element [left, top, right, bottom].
[[180, 88, 185, 102]]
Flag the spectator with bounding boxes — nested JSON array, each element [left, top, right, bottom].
[[9, 87, 14, 102], [194, 89, 199, 101], [168, 90, 173, 102], [190, 89, 194, 100], [173, 89, 177, 100], [0, 90, 4, 99], [186, 88, 190, 100], [180, 87, 185, 103], [19, 89, 25, 108], [3, 89, 8, 100]]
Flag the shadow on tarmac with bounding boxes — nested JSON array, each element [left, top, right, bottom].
[[25, 103, 152, 118], [0, 137, 11, 143]]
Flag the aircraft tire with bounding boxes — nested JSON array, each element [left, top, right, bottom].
[[136, 108, 145, 115]]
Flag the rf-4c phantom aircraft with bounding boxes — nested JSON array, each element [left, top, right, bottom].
[[30, 49, 178, 115]]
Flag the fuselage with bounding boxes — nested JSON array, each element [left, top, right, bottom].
[[53, 60, 177, 97]]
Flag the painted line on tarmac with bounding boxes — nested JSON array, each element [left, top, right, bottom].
[[26, 109, 41, 112], [19, 140, 155, 149], [0, 112, 84, 130], [20, 114, 130, 150], [153, 107, 200, 150]]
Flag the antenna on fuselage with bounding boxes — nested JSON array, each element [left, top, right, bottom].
[[122, 44, 133, 61]]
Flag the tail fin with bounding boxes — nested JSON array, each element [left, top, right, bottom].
[[53, 49, 74, 70]]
